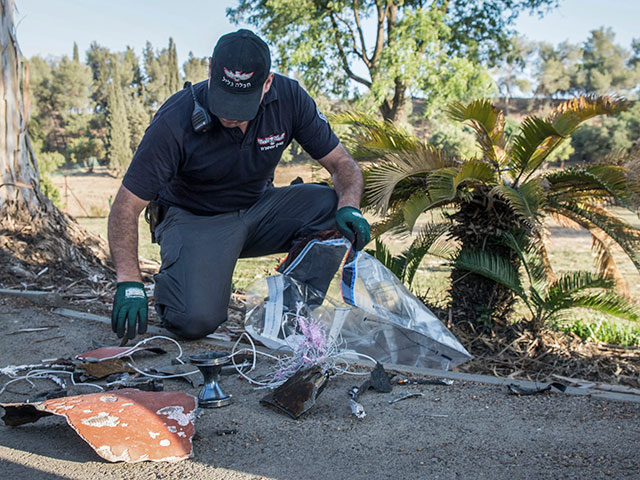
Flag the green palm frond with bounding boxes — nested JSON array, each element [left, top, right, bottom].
[[402, 191, 430, 233], [364, 147, 457, 213], [447, 100, 506, 166], [453, 159, 497, 188], [369, 210, 409, 239], [367, 239, 405, 279], [426, 167, 460, 205], [331, 111, 422, 157], [548, 95, 631, 136], [454, 249, 525, 298], [509, 116, 564, 184], [568, 291, 638, 322], [491, 178, 545, 225], [367, 224, 453, 289], [544, 271, 612, 303], [403, 222, 454, 286], [537, 271, 638, 323], [545, 165, 635, 206], [502, 232, 549, 295]]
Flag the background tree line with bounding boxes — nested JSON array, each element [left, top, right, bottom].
[[28, 3, 639, 194], [28, 38, 209, 201]]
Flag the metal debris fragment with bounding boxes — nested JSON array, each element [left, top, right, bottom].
[[506, 382, 567, 396], [0, 389, 197, 463], [349, 398, 366, 419], [388, 390, 425, 404], [395, 377, 454, 386], [260, 366, 331, 419]]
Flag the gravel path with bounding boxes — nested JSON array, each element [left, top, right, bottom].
[[0, 300, 638, 479]]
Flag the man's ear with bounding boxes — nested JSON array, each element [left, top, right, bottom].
[[263, 73, 275, 94]]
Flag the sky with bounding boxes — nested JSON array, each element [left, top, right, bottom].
[[12, 0, 639, 67]]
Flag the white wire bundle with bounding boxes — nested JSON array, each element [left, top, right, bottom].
[[230, 305, 376, 389]]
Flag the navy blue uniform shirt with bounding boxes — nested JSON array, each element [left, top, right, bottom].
[[123, 74, 339, 215]]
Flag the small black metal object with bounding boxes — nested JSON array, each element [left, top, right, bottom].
[[261, 366, 331, 419], [506, 382, 567, 396], [189, 351, 233, 408]]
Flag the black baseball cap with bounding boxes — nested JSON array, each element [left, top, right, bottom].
[[208, 29, 271, 121]]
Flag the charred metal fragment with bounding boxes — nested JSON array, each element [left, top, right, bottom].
[[261, 366, 331, 419]]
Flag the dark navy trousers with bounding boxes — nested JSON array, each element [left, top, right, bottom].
[[153, 183, 338, 339]]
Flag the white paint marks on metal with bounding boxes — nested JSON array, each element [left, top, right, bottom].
[[100, 396, 119, 403], [156, 406, 191, 426], [81, 412, 120, 427]]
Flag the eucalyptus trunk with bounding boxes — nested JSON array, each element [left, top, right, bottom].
[[0, 0, 42, 211], [0, 0, 111, 284]]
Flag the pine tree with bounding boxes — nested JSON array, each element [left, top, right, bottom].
[[167, 37, 181, 93], [126, 95, 150, 154], [106, 68, 131, 175], [183, 52, 208, 85], [73, 42, 79, 63]]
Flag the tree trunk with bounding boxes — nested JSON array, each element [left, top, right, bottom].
[[447, 189, 528, 330], [379, 77, 407, 122], [1, 0, 113, 293], [0, 0, 41, 210]]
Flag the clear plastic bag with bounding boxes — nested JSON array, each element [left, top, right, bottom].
[[245, 239, 472, 370]]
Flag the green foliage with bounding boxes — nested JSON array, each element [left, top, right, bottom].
[[343, 96, 640, 328], [106, 69, 132, 175], [534, 28, 639, 100], [228, 0, 547, 120], [127, 96, 150, 154], [427, 114, 480, 159], [366, 222, 453, 290], [30, 38, 181, 171], [35, 150, 64, 207], [183, 52, 209, 85], [37, 151, 65, 175], [560, 318, 640, 347], [144, 38, 182, 110], [570, 101, 640, 163]]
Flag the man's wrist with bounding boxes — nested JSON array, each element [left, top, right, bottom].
[[116, 273, 143, 283]]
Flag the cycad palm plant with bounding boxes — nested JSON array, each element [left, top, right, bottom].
[[338, 96, 640, 327]]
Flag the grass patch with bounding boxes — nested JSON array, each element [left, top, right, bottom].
[[560, 317, 640, 347], [77, 216, 283, 290]]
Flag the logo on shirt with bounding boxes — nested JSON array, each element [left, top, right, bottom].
[[257, 132, 287, 151], [317, 107, 328, 123], [224, 67, 254, 82]]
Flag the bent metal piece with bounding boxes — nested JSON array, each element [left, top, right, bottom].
[[0, 389, 197, 463]]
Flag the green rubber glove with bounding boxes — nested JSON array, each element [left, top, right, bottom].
[[335, 206, 371, 250], [112, 281, 148, 340]]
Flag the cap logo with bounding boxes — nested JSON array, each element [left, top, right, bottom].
[[224, 67, 254, 82]]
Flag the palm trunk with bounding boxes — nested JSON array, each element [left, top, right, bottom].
[[447, 189, 526, 328]]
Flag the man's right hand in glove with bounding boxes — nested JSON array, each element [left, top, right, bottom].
[[112, 281, 148, 340]]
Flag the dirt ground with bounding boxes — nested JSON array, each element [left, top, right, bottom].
[[0, 297, 638, 480]]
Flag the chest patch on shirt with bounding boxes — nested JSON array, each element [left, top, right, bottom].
[[257, 132, 287, 151]]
